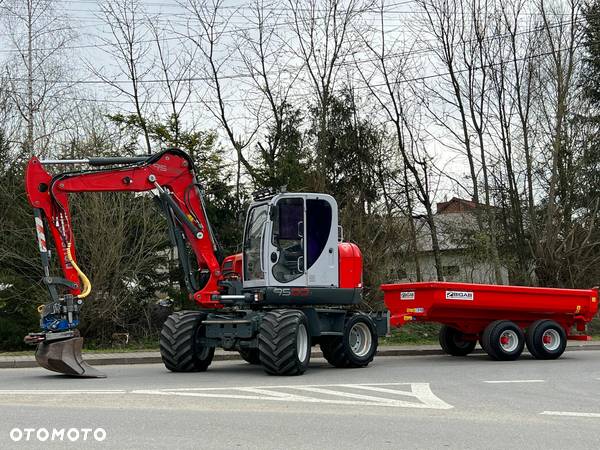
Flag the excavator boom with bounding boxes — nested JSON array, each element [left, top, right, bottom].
[[24, 149, 226, 377]]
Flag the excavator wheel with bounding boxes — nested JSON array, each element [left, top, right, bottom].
[[320, 313, 378, 368], [258, 310, 310, 376], [160, 311, 215, 372]]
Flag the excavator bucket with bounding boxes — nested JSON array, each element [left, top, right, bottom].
[[35, 337, 106, 378]]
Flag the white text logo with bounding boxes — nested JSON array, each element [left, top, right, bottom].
[[9, 428, 106, 442]]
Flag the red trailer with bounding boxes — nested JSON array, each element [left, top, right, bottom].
[[381, 282, 599, 361]]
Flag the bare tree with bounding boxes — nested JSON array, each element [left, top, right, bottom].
[[535, 0, 583, 285], [148, 20, 194, 147], [235, 0, 305, 188], [287, 0, 367, 189], [92, 0, 154, 154], [356, 3, 444, 280], [183, 0, 262, 205], [417, 0, 506, 283], [1, 0, 75, 156]]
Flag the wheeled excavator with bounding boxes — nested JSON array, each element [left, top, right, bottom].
[[22, 148, 387, 377]]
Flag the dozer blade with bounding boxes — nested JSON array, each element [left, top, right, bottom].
[[35, 337, 106, 378]]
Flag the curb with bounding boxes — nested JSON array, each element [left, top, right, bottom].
[[2, 343, 600, 369]]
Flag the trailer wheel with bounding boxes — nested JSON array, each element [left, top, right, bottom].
[[239, 348, 261, 365], [160, 311, 215, 372], [258, 310, 310, 376], [526, 320, 567, 360], [320, 313, 378, 368], [482, 320, 524, 361], [439, 325, 476, 356]]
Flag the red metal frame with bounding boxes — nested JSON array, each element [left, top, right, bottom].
[[382, 281, 599, 340], [25, 152, 223, 308]]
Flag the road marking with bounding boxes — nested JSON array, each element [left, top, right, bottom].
[[483, 380, 545, 384], [0, 384, 453, 410], [541, 411, 600, 418], [132, 383, 453, 410], [0, 390, 126, 395], [338, 383, 453, 409]]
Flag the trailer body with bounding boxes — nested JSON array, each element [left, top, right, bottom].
[[382, 281, 598, 337], [382, 282, 598, 361]]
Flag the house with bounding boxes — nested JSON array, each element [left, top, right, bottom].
[[390, 197, 510, 285]]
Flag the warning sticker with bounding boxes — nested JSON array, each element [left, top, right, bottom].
[[445, 291, 474, 301], [400, 291, 415, 300]]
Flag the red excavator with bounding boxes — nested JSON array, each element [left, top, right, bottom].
[[23, 148, 387, 377]]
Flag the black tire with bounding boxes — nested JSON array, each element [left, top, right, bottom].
[[160, 311, 215, 372], [526, 320, 567, 360], [439, 325, 476, 356], [479, 338, 488, 354], [320, 313, 378, 368], [481, 320, 525, 361], [239, 348, 261, 365], [258, 310, 311, 376]]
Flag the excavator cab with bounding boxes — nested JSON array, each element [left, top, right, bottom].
[[239, 192, 362, 305], [243, 193, 339, 288]]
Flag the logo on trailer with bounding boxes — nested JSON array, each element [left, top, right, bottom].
[[445, 290, 474, 301], [400, 291, 415, 300]]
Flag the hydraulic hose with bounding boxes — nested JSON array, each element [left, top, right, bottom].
[[65, 244, 91, 299]]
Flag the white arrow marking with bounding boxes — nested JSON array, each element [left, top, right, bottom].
[[541, 411, 600, 418], [484, 380, 545, 384], [133, 383, 453, 410], [0, 390, 125, 395]]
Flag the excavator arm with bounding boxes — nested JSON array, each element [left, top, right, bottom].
[[23, 149, 228, 377]]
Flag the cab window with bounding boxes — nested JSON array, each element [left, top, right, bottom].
[[271, 198, 304, 283], [243, 204, 269, 281]]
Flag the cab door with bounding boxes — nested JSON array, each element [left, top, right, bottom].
[[267, 196, 307, 286], [304, 195, 339, 287], [243, 202, 270, 288]]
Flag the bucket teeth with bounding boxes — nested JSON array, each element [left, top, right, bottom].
[[35, 337, 106, 378]]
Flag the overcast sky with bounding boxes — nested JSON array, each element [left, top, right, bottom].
[[0, 0, 484, 199]]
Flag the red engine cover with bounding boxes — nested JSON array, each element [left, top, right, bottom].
[[221, 253, 243, 279], [338, 242, 363, 289]]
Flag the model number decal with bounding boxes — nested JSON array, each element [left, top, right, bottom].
[[400, 291, 415, 300], [273, 288, 310, 297], [445, 290, 474, 301]]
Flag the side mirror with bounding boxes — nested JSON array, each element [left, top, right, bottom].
[[338, 225, 344, 242]]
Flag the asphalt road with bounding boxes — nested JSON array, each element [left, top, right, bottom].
[[1, 350, 599, 449]]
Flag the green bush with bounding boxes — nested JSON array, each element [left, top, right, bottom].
[[382, 322, 441, 345], [0, 316, 33, 351]]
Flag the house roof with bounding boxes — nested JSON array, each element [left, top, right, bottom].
[[436, 197, 480, 214]]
